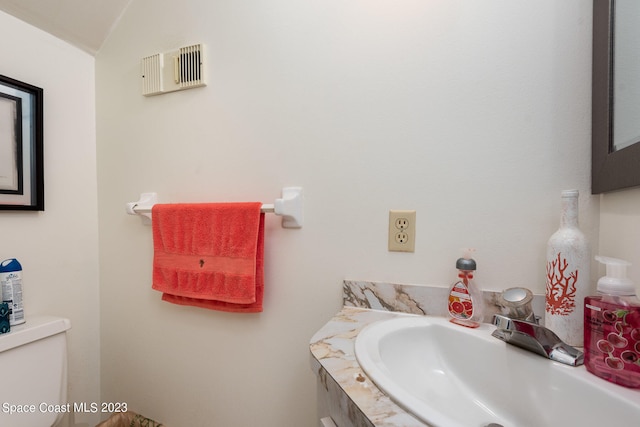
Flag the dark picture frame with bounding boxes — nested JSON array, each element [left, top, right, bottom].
[[0, 75, 43, 210]]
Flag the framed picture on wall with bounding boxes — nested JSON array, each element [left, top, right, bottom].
[[0, 75, 43, 211]]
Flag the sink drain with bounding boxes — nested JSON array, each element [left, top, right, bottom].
[[484, 424, 504, 427]]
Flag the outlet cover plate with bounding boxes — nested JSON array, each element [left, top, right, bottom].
[[388, 210, 416, 252]]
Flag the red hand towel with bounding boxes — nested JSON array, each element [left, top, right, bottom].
[[151, 202, 265, 313]]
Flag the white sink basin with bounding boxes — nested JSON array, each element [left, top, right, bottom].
[[355, 316, 640, 427]]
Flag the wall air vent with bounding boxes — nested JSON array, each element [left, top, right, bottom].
[[141, 53, 162, 95], [141, 43, 206, 96]]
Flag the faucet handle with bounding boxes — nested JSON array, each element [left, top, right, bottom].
[[497, 287, 537, 323]]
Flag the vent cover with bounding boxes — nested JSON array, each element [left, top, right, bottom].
[[141, 53, 162, 95], [141, 44, 206, 96]]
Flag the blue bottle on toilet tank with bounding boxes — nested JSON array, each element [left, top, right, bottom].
[[0, 258, 25, 325]]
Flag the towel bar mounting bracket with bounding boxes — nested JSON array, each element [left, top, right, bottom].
[[275, 186, 303, 228], [126, 192, 158, 225]]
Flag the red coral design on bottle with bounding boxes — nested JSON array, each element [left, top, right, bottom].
[[545, 252, 578, 316]]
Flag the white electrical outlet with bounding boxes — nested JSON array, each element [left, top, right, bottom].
[[388, 210, 416, 252]]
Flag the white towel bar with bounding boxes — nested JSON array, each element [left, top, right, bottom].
[[126, 187, 303, 228]]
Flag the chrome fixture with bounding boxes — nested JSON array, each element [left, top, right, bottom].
[[496, 287, 537, 323], [491, 314, 584, 366]]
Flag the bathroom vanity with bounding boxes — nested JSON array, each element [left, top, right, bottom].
[[309, 281, 517, 427], [311, 281, 640, 427]]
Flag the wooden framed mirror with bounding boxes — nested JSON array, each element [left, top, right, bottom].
[[592, 0, 640, 194]]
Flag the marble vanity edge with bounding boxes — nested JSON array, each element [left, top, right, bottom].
[[309, 306, 428, 427], [316, 364, 376, 427]]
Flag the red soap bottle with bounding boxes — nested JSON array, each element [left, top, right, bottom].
[[584, 256, 640, 388], [448, 249, 484, 328]]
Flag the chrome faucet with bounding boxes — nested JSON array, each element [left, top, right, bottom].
[[491, 314, 584, 366]]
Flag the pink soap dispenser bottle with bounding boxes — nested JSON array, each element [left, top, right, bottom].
[[584, 256, 640, 388], [448, 249, 484, 328]]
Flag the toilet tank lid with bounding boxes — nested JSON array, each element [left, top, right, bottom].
[[0, 316, 71, 353]]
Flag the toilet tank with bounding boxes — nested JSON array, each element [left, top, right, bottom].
[[0, 316, 71, 427]]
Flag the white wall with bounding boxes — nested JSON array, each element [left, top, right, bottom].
[[0, 11, 101, 427], [599, 188, 640, 293], [96, 1, 595, 426]]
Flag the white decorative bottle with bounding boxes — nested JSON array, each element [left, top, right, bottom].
[[545, 189, 590, 347]]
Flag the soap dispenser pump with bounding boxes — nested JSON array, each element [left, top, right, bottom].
[[584, 256, 640, 388], [448, 249, 484, 328]]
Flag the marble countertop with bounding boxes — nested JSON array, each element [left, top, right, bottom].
[[309, 280, 545, 427], [309, 306, 429, 427]]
